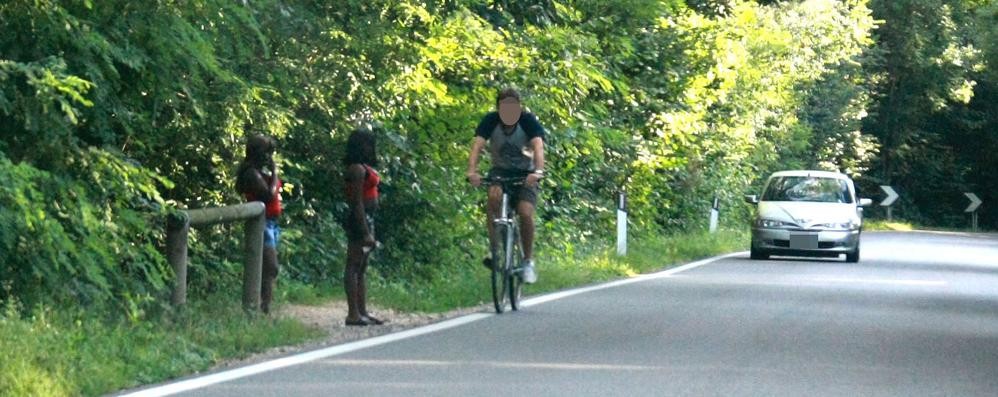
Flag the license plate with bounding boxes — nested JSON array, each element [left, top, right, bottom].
[[790, 233, 819, 249]]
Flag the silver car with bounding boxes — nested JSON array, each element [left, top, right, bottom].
[[744, 170, 873, 262]]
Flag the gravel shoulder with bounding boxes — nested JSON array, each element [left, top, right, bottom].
[[209, 300, 486, 371]]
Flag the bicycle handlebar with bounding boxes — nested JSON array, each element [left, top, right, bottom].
[[483, 175, 529, 185]]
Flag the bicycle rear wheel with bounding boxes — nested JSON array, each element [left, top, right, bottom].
[[509, 225, 523, 311], [491, 225, 509, 313]]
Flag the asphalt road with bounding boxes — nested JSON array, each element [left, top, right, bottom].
[[159, 231, 998, 396]]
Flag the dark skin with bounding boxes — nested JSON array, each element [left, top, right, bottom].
[[344, 160, 380, 325], [240, 153, 280, 313]]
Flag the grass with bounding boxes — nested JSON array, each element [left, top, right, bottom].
[[0, 295, 324, 397], [370, 229, 749, 313], [864, 220, 916, 231], [0, 229, 749, 396], [863, 219, 991, 233]]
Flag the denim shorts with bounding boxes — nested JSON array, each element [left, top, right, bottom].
[[264, 218, 281, 248]]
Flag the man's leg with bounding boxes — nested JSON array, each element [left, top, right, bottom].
[[517, 201, 536, 260], [485, 185, 503, 263], [516, 200, 538, 283]]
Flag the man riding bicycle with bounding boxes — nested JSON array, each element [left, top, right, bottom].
[[467, 88, 546, 284]]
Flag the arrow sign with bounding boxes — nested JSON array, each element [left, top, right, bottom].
[[964, 192, 982, 213], [880, 185, 899, 207]]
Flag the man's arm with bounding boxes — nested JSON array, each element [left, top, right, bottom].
[[526, 137, 545, 187], [531, 137, 544, 172], [467, 136, 487, 186]]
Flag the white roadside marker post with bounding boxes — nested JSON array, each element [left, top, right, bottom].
[[709, 196, 720, 233], [617, 191, 627, 256]]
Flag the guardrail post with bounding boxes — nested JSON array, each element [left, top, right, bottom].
[[166, 202, 266, 311], [166, 212, 190, 306], [243, 213, 265, 311]]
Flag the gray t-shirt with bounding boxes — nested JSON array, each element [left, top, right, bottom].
[[475, 111, 546, 173]]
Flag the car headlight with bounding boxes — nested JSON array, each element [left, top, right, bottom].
[[756, 219, 793, 228]]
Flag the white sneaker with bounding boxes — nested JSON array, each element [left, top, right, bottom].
[[520, 260, 537, 284]]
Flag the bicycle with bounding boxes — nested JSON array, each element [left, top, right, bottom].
[[481, 175, 529, 313]]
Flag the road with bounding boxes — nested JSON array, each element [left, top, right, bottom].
[[137, 231, 998, 396]]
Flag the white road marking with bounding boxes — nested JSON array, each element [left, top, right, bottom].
[[663, 274, 948, 289], [117, 251, 743, 396], [520, 252, 746, 308], [117, 314, 490, 397], [323, 359, 659, 371], [316, 358, 906, 376], [809, 277, 947, 287]]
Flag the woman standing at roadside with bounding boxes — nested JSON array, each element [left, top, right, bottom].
[[342, 128, 383, 326], [236, 134, 283, 314]]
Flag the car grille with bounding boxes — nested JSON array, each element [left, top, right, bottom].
[[770, 240, 839, 249]]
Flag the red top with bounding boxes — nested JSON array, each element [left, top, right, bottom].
[[346, 164, 379, 201], [244, 175, 282, 218]]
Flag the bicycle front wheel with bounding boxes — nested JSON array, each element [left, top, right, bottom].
[[491, 224, 510, 313]]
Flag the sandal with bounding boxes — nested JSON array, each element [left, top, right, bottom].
[[363, 315, 385, 325], [344, 317, 371, 326]]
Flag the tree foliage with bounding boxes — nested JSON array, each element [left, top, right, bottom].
[[862, 0, 995, 227], [16, 0, 979, 313]]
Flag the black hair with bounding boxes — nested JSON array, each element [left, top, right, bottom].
[[343, 127, 378, 167], [236, 134, 276, 193], [496, 88, 521, 106]]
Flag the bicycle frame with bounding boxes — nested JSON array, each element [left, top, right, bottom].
[[495, 190, 521, 273], [485, 176, 526, 313]]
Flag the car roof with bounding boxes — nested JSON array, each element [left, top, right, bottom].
[[768, 170, 849, 180]]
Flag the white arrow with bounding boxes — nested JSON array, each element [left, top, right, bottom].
[[964, 192, 982, 213], [880, 185, 899, 207]]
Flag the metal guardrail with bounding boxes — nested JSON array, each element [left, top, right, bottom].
[[166, 202, 266, 311]]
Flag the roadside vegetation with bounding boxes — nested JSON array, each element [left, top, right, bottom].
[[0, 296, 321, 396], [2, 0, 996, 395], [864, 220, 917, 232], [1, 229, 745, 396]]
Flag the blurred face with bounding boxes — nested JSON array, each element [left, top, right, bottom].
[[498, 98, 521, 126]]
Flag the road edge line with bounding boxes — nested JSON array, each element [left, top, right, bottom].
[[118, 251, 744, 396], [521, 251, 746, 307]]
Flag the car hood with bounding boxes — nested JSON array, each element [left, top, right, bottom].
[[758, 201, 860, 227]]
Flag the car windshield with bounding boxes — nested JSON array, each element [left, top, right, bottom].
[[762, 176, 853, 203]]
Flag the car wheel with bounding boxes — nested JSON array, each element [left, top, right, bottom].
[[750, 245, 769, 260], [845, 248, 860, 263]]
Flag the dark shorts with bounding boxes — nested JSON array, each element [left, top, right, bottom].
[[342, 212, 375, 242], [488, 169, 539, 207]]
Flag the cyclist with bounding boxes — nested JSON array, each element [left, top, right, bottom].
[[466, 88, 546, 284]]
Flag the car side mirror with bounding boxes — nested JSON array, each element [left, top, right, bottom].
[[859, 198, 873, 207], [744, 195, 759, 205]]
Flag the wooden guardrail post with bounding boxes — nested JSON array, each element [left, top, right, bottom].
[[166, 212, 191, 306], [165, 202, 266, 311], [242, 212, 266, 311]]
